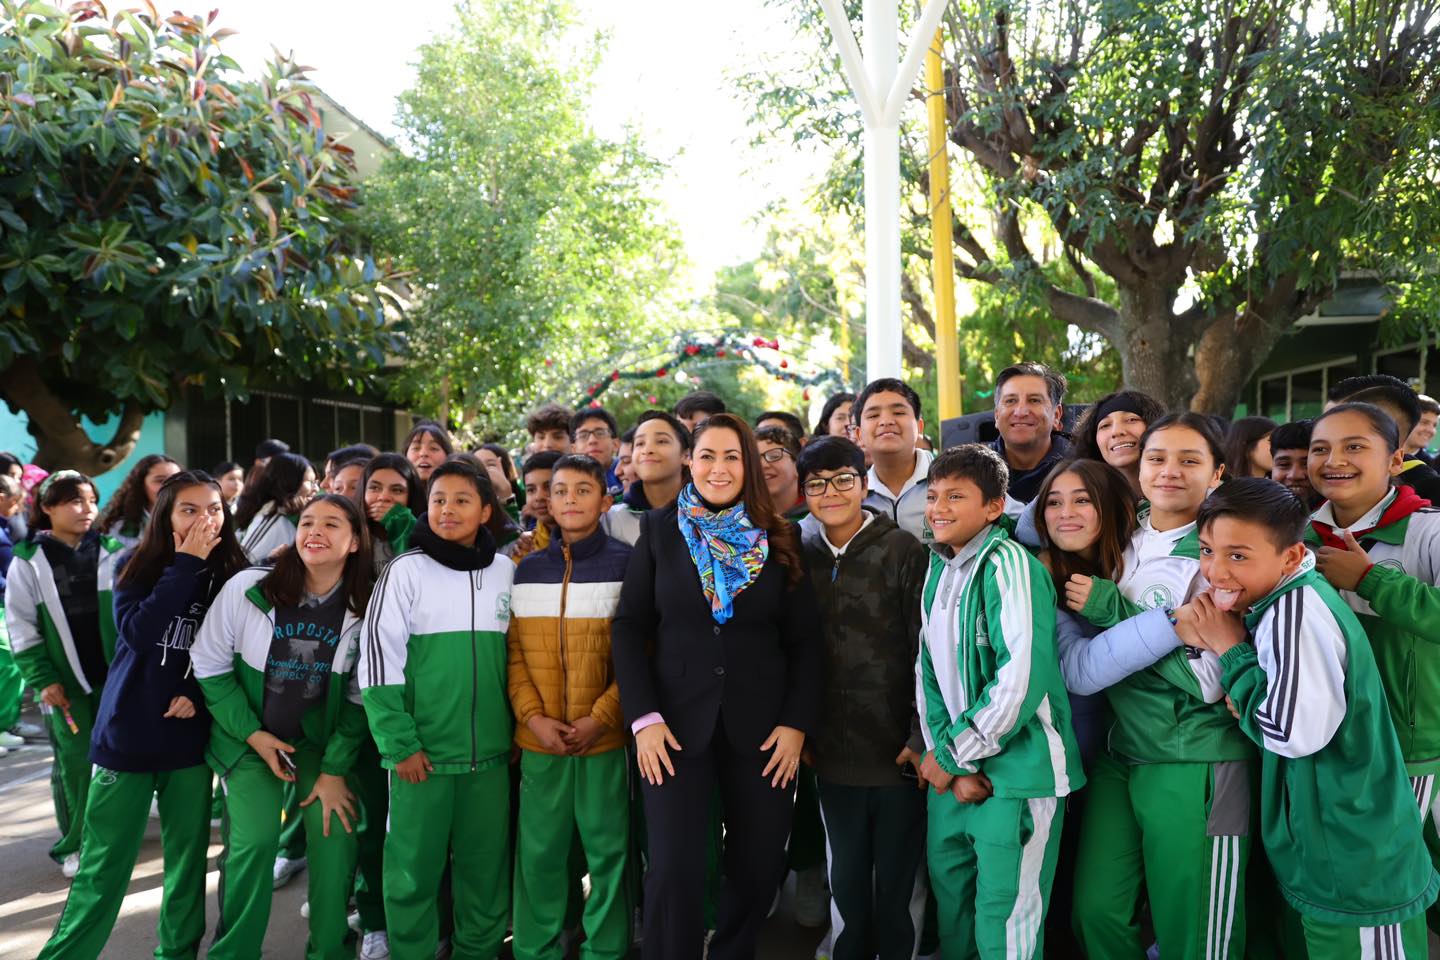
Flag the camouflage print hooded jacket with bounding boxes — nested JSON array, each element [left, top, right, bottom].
[[801, 509, 930, 786]]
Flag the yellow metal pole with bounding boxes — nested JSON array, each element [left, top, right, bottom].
[[925, 29, 961, 418]]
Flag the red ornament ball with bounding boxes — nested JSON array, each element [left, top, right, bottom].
[[586, 386, 596, 396], [803, 389, 812, 401], [611, 370, 620, 381], [656, 368, 668, 378], [779, 359, 789, 369], [685, 344, 700, 356], [752, 337, 766, 347], [715, 349, 726, 358]]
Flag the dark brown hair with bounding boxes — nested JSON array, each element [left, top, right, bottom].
[[29, 471, 98, 532], [404, 420, 455, 456], [1034, 459, 1138, 591], [691, 412, 804, 588], [259, 494, 374, 615], [235, 452, 313, 530], [96, 454, 180, 535], [1070, 390, 1167, 463], [117, 471, 249, 590], [1223, 416, 1277, 479]]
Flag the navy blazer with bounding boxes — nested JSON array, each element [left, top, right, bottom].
[[611, 504, 822, 753]]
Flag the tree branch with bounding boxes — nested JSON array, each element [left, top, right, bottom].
[[0, 356, 146, 473]]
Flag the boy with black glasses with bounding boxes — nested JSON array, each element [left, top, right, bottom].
[[797, 436, 931, 959]]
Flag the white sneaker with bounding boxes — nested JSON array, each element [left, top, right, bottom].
[[793, 865, 829, 928], [360, 930, 390, 959], [273, 855, 307, 889], [299, 900, 309, 919], [0, 744, 8, 756], [348, 910, 362, 931], [11, 721, 45, 740], [61, 852, 80, 879], [0, 731, 22, 748]]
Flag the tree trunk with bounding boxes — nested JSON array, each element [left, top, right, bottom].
[[1113, 282, 1197, 411], [0, 357, 146, 475]]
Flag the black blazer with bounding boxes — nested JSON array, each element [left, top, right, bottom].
[[612, 504, 822, 753]]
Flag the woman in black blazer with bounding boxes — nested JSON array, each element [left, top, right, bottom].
[[612, 412, 821, 960]]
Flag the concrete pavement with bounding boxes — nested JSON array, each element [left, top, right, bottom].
[[0, 704, 827, 960]]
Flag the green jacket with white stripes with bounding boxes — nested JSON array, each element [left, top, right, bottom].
[[1222, 560, 1438, 927], [917, 520, 1085, 798]]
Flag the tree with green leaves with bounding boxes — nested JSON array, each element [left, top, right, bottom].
[[746, 0, 1440, 412], [0, 1, 399, 472], [364, 0, 684, 441]]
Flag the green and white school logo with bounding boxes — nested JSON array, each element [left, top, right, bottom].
[[94, 769, 118, 787], [1141, 584, 1176, 610], [495, 592, 511, 620]]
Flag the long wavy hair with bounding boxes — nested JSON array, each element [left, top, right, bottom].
[[235, 452, 313, 530], [96, 454, 179, 534], [691, 412, 804, 588]]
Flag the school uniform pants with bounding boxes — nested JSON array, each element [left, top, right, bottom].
[[1073, 754, 1251, 960], [513, 748, 631, 960], [384, 763, 511, 960], [0, 607, 23, 731], [926, 787, 1064, 960], [211, 744, 357, 960], [1300, 914, 1429, 959], [815, 778, 926, 960], [351, 732, 389, 934], [639, 721, 796, 960], [38, 764, 211, 960], [44, 689, 101, 862]]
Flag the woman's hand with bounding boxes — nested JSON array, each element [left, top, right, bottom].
[[635, 722, 681, 786], [1063, 574, 1095, 613], [245, 730, 296, 781], [39, 683, 69, 710], [299, 772, 357, 837], [173, 517, 221, 560], [366, 499, 391, 523], [760, 725, 805, 789], [395, 749, 433, 784], [163, 696, 197, 719]]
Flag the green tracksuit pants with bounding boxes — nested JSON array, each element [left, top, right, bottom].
[[43, 690, 101, 861], [38, 764, 212, 960], [211, 744, 357, 960], [926, 789, 1065, 960], [351, 733, 389, 933], [385, 763, 511, 960], [512, 748, 631, 960], [1073, 754, 1251, 960], [0, 607, 23, 731], [1300, 914, 1429, 959]]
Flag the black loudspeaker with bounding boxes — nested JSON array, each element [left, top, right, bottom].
[[939, 404, 1090, 452]]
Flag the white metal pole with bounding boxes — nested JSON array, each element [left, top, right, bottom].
[[863, 0, 901, 382]]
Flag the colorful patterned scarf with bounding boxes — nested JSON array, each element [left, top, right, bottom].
[[676, 483, 769, 624]]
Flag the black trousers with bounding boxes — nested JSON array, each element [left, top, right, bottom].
[[816, 778, 928, 960], [640, 717, 796, 960]]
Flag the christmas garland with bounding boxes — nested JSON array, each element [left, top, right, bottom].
[[571, 333, 847, 407]]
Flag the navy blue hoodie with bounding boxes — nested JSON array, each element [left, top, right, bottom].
[[90, 552, 220, 772]]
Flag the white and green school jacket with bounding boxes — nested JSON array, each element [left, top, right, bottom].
[[1221, 555, 1439, 925], [916, 520, 1084, 798], [240, 503, 298, 565], [5, 534, 124, 694], [358, 549, 515, 774], [1307, 490, 1440, 775], [1078, 513, 1252, 763], [190, 567, 367, 780]]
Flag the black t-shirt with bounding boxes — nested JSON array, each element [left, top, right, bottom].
[[261, 586, 348, 742], [39, 532, 106, 689]]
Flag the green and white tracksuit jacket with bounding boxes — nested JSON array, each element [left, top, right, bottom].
[[1307, 490, 1440, 777], [240, 503, 298, 565], [191, 568, 368, 781], [6, 534, 124, 694], [358, 549, 515, 773], [917, 521, 1085, 796], [1080, 515, 1252, 763], [1220, 556, 1439, 926]]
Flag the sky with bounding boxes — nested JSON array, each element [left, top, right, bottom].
[[216, 0, 833, 286]]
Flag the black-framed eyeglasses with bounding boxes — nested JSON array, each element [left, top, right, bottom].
[[759, 447, 794, 464], [802, 473, 862, 497], [575, 428, 613, 442]]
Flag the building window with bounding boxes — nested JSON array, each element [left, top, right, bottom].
[[1256, 357, 1359, 422]]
